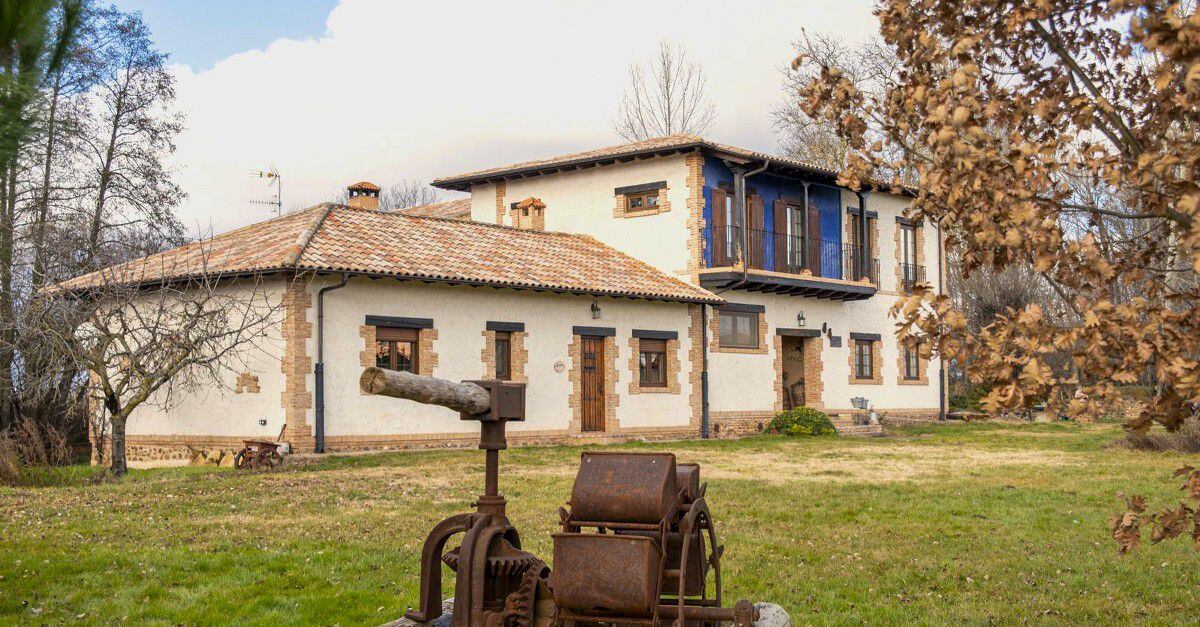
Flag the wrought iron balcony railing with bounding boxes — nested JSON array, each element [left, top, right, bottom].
[[704, 225, 879, 284], [899, 263, 926, 294]]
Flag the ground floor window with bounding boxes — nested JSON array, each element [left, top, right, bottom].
[[494, 331, 512, 381], [638, 338, 667, 387], [375, 326, 418, 373], [854, 339, 874, 380], [903, 345, 920, 380], [718, 310, 759, 349]]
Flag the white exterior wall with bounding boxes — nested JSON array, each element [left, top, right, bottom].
[[124, 279, 289, 440], [317, 277, 696, 437], [706, 292, 942, 414], [469, 155, 694, 281]]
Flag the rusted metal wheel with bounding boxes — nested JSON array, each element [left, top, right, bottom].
[[255, 448, 282, 469], [233, 449, 251, 469]]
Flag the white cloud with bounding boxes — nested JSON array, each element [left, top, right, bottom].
[[169, 0, 878, 232]]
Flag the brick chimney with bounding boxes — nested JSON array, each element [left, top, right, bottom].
[[346, 181, 380, 210]]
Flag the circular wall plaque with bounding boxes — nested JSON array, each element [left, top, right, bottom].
[[553, 360, 565, 373]]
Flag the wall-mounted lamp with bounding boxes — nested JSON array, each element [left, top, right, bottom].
[[797, 311, 807, 327], [590, 301, 602, 320]]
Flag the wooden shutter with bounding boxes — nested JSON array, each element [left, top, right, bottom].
[[773, 199, 787, 271], [710, 187, 728, 265], [747, 195, 764, 268]]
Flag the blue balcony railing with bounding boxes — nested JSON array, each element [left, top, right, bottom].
[[704, 225, 878, 283]]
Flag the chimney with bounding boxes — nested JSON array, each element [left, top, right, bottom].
[[346, 181, 381, 210]]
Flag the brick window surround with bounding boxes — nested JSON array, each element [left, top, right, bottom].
[[614, 181, 671, 218], [845, 207, 880, 284], [628, 330, 681, 395], [894, 217, 926, 294], [359, 316, 438, 392], [897, 341, 930, 385], [481, 321, 528, 382], [710, 303, 768, 354], [847, 332, 883, 385]]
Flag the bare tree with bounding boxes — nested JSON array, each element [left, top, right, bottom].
[[46, 253, 285, 475], [774, 32, 902, 173], [614, 40, 715, 141], [380, 179, 439, 210], [78, 6, 184, 270]]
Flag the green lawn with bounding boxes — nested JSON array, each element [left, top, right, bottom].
[[2, 422, 1198, 625]]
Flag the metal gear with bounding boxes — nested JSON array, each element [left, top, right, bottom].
[[493, 562, 550, 627]]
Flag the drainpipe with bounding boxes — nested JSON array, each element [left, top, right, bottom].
[[700, 303, 711, 438], [722, 158, 770, 284], [800, 181, 810, 270], [314, 273, 349, 453], [936, 221, 947, 421]]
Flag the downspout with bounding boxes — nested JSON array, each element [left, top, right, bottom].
[[314, 273, 349, 453], [700, 303, 711, 438], [936, 221, 947, 421], [856, 191, 870, 281], [801, 181, 810, 270], [720, 157, 768, 284]]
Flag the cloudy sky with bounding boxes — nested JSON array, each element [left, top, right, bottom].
[[115, 0, 879, 233]]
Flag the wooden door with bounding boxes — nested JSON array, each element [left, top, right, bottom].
[[580, 336, 605, 432]]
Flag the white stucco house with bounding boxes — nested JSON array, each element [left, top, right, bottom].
[[64, 134, 946, 464]]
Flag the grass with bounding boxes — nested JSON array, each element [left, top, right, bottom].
[[2, 422, 1198, 625]]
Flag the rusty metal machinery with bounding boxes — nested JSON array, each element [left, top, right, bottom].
[[551, 452, 756, 627], [366, 372, 758, 627], [403, 379, 548, 627]]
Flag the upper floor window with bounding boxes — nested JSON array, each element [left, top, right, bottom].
[[614, 182, 668, 218], [718, 310, 759, 349], [376, 326, 418, 373], [626, 189, 660, 212]]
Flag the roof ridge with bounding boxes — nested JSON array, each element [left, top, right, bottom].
[[283, 203, 336, 268], [396, 211, 597, 240], [571, 232, 714, 295]]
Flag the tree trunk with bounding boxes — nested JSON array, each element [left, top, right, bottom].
[[31, 72, 63, 288], [359, 367, 490, 414], [109, 413, 127, 476]]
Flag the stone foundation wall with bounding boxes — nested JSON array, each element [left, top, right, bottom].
[[709, 410, 773, 438]]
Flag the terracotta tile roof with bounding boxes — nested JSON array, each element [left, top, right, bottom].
[[347, 181, 380, 192], [54, 204, 720, 304], [433, 134, 843, 191], [398, 198, 471, 219], [52, 204, 332, 291]]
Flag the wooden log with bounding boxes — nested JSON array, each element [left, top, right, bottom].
[[360, 367, 491, 415]]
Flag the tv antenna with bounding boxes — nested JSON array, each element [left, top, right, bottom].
[[250, 165, 282, 216]]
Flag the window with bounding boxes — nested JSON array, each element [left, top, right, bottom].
[[638, 338, 667, 387], [625, 189, 660, 212], [375, 326, 418, 373], [904, 345, 920, 380], [719, 310, 759, 348], [494, 331, 512, 381], [854, 339, 874, 380]]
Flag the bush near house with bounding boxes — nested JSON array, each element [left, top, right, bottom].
[[768, 407, 837, 437]]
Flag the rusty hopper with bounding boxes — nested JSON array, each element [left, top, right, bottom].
[[552, 451, 756, 626]]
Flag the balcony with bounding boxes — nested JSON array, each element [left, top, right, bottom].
[[701, 225, 879, 301], [899, 263, 926, 294]]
